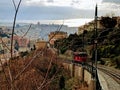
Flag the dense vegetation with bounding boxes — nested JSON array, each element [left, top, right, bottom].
[[54, 16, 120, 69]]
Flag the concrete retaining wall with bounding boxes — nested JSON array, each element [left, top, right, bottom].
[[62, 62, 92, 86]]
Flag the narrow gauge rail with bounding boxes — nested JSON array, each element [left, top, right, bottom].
[[98, 66, 120, 84]]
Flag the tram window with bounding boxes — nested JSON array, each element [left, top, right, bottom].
[[74, 55, 79, 60], [79, 54, 87, 57]]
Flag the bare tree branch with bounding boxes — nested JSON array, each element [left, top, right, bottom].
[[0, 57, 10, 86], [11, 0, 22, 58], [38, 64, 61, 90], [21, 24, 32, 38], [12, 0, 17, 11], [13, 51, 43, 81], [38, 54, 54, 89], [0, 38, 11, 51], [9, 0, 22, 90], [48, 21, 64, 42]]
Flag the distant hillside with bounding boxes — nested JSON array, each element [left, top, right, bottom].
[[14, 24, 78, 40]]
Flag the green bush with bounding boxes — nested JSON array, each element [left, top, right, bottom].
[[112, 56, 120, 69], [60, 47, 68, 54]]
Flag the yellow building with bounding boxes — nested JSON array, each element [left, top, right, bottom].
[[35, 40, 48, 49], [48, 31, 68, 46]]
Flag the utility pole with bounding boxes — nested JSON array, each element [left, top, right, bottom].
[[82, 30, 85, 51], [91, 4, 98, 78], [89, 4, 100, 90], [94, 4, 98, 90]]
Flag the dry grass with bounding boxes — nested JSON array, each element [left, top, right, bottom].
[[0, 48, 71, 90], [0, 48, 89, 90]]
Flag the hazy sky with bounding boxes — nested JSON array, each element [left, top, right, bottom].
[[0, 0, 120, 27]]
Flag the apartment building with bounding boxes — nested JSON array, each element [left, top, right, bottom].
[[48, 31, 68, 47]]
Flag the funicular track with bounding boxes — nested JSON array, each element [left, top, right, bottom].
[[98, 65, 120, 84]]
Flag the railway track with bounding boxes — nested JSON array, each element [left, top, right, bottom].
[[98, 65, 120, 84]]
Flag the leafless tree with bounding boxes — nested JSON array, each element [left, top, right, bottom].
[[0, 0, 67, 90]]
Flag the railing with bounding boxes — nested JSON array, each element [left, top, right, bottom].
[[77, 62, 101, 90], [63, 59, 102, 90]]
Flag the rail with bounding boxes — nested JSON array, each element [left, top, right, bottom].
[[98, 65, 120, 84]]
